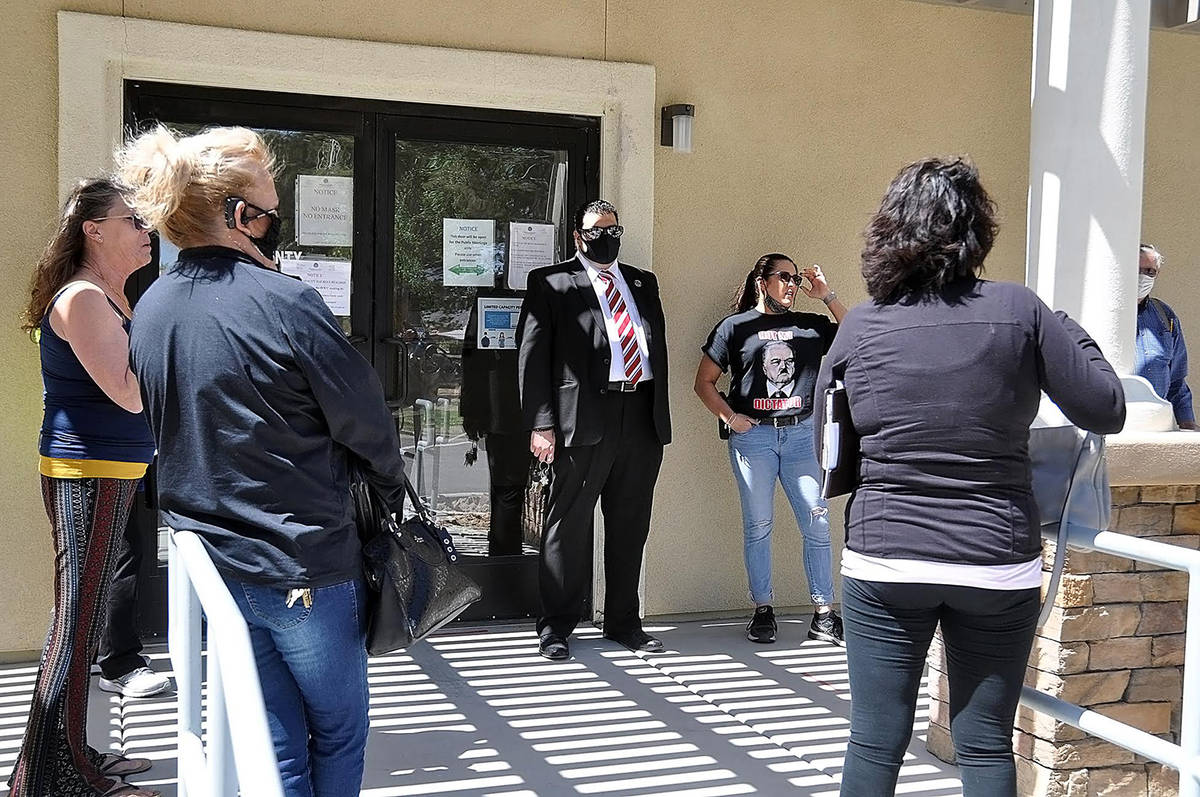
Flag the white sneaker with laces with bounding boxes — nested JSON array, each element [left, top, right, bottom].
[[98, 666, 172, 698]]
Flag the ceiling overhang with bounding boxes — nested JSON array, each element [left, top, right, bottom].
[[910, 0, 1200, 33]]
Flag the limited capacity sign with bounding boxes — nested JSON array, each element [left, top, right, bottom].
[[477, 297, 522, 350], [295, 175, 353, 247]]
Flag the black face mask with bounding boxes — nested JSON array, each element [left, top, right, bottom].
[[762, 292, 790, 314], [226, 197, 282, 263], [244, 209, 282, 262], [582, 234, 620, 265]]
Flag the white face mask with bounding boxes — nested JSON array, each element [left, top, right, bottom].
[[1138, 273, 1156, 301]]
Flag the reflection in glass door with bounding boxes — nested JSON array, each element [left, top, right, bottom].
[[382, 115, 599, 620], [391, 140, 567, 552]]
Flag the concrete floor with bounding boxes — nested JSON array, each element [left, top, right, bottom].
[[0, 616, 963, 796]]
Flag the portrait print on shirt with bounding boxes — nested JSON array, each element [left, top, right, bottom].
[[703, 310, 837, 420], [753, 336, 805, 412]]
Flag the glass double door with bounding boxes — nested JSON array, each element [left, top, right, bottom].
[[125, 81, 600, 633]]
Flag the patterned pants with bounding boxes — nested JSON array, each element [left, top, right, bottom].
[[7, 476, 140, 796]]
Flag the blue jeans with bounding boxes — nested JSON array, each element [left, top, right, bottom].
[[226, 576, 370, 797], [840, 577, 1038, 796], [728, 418, 834, 606]]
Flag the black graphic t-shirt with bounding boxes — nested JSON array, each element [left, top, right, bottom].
[[702, 310, 837, 419]]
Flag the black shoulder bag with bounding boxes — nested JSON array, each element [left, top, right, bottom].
[[350, 469, 483, 655]]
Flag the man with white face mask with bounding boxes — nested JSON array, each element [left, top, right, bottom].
[[1135, 244, 1196, 430]]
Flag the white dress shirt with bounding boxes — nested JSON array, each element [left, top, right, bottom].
[[577, 251, 654, 382]]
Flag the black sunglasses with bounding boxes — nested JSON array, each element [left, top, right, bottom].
[[224, 197, 280, 228], [91, 214, 152, 232], [764, 271, 801, 286], [578, 225, 624, 242]]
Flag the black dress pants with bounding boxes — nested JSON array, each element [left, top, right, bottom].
[[96, 504, 148, 679], [485, 432, 532, 556], [537, 385, 664, 638]]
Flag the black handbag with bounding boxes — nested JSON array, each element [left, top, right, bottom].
[[350, 469, 482, 655]]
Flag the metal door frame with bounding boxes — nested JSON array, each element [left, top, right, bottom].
[[123, 80, 600, 634]]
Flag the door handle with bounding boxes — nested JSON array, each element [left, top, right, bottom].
[[379, 336, 412, 407]]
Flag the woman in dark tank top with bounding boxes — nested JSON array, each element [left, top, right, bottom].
[[9, 178, 160, 797]]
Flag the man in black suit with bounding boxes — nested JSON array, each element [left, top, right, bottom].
[[517, 199, 671, 660]]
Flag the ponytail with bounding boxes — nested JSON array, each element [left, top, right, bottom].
[[731, 253, 793, 313]]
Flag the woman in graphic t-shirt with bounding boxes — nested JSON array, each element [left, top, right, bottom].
[[694, 253, 848, 645]]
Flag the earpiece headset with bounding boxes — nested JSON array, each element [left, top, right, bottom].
[[223, 197, 245, 230]]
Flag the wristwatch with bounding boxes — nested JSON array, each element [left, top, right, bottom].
[[822, 291, 838, 305]]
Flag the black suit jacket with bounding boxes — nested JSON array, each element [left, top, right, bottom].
[[517, 257, 671, 448]]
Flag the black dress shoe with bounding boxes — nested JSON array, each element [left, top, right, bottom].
[[538, 634, 570, 660], [604, 629, 664, 653]]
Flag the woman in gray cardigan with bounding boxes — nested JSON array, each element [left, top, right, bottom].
[[817, 157, 1125, 797]]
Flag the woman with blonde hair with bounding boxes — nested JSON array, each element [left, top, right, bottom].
[[119, 125, 408, 797], [9, 177, 158, 796]]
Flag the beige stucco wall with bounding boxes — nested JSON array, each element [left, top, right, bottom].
[[1, 0, 1198, 652]]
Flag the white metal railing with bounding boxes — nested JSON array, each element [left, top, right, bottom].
[[168, 529, 284, 797], [1022, 524, 1200, 796]]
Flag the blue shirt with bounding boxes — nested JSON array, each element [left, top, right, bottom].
[[1135, 298, 1194, 424], [129, 246, 408, 587]]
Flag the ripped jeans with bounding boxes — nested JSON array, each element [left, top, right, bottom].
[[728, 417, 835, 606]]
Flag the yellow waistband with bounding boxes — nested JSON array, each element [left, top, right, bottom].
[[39, 456, 148, 480]]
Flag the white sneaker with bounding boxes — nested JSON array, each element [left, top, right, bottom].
[[98, 666, 172, 698]]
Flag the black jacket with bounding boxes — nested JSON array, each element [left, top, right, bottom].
[[517, 257, 671, 447], [130, 246, 407, 587], [815, 278, 1125, 567]]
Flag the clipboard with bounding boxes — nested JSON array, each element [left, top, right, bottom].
[[820, 381, 860, 499]]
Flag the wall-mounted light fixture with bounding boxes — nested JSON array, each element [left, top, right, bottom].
[[661, 104, 695, 153]]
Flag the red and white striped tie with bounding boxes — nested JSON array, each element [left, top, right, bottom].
[[596, 271, 645, 384]]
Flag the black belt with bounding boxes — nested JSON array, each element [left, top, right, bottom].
[[606, 380, 651, 393], [760, 414, 807, 427]]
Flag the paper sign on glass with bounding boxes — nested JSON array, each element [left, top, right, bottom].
[[280, 258, 352, 316], [477, 297, 522, 350], [295, 175, 353, 247], [443, 219, 495, 287], [507, 222, 556, 290]]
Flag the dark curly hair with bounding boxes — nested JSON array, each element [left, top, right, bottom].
[[860, 156, 998, 304]]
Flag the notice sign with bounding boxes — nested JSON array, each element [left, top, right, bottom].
[[507, 221, 556, 290], [296, 175, 353, 247], [443, 219, 495, 287], [477, 297, 522, 350], [280, 258, 352, 316]]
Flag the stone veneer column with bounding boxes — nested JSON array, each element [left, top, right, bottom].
[[926, 485, 1197, 795]]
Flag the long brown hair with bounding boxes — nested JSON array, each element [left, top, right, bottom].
[[20, 178, 129, 335]]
